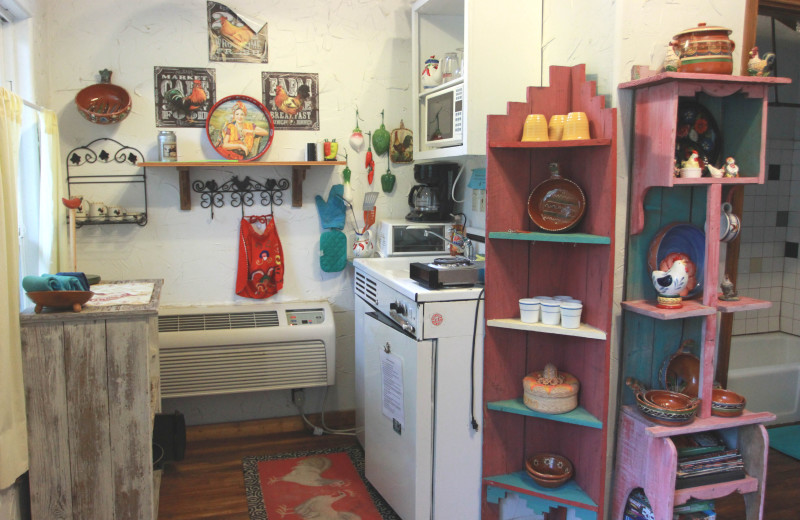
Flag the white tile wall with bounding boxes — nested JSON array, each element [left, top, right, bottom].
[[733, 138, 799, 336]]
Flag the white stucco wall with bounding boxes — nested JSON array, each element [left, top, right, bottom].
[[35, 0, 417, 423]]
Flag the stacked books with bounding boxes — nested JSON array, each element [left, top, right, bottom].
[[673, 499, 715, 520], [674, 432, 745, 489]]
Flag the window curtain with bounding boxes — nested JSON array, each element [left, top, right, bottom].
[[42, 109, 66, 273], [0, 88, 28, 489]]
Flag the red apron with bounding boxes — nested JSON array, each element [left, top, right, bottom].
[[236, 216, 284, 299]]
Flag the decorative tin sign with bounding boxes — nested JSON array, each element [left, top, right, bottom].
[[262, 72, 319, 131], [154, 67, 216, 128], [207, 1, 268, 64]]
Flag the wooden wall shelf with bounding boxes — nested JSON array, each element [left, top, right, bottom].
[[140, 161, 345, 210]]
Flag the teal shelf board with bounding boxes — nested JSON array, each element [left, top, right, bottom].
[[487, 398, 603, 429], [489, 231, 611, 244], [485, 472, 598, 512]]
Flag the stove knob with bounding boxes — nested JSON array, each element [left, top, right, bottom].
[[390, 302, 407, 316]]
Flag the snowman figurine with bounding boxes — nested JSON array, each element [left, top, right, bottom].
[[421, 55, 442, 89]]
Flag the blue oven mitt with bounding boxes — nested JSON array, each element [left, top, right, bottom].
[[315, 184, 346, 230]]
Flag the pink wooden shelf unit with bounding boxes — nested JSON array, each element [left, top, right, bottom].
[[613, 72, 790, 520]]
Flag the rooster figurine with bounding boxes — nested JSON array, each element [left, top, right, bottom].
[[747, 46, 776, 77], [652, 258, 688, 309]]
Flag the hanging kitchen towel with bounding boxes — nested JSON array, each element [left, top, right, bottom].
[[314, 184, 346, 230], [320, 229, 347, 272], [236, 215, 284, 299]]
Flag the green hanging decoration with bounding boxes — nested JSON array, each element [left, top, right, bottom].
[[342, 149, 352, 184], [372, 109, 391, 155], [381, 153, 395, 193]]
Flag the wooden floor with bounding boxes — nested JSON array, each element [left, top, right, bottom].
[[157, 414, 800, 519]]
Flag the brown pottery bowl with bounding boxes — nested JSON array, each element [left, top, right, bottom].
[[642, 388, 698, 412], [711, 388, 746, 417], [627, 377, 698, 426], [75, 71, 131, 125], [26, 291, 93, 313], [525, 453, 574, 488]]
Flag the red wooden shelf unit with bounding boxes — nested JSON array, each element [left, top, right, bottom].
[[482, 64, 616, 520]]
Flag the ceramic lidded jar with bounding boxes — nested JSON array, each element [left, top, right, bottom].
[[671, 23, 735, 75], [522, 363, 579, 414]]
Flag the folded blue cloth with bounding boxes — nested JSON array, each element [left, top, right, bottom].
[[56, 272, 91, 291], [22, 274, 84, 292]]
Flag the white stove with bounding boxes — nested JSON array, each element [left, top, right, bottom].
[[353, 255, 483, 520]]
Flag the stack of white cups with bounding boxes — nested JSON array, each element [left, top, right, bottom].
[[518, 295, 583, 329]]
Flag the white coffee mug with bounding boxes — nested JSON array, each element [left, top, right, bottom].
[[89, 202, 107, 218]]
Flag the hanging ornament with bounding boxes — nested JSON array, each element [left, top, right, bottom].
[[381, 154, 396, 193], [390, 119, 413, 163], [365, 131, 375, 185], [341, 149, 353, 200], [350, 109, 365, 151], [372, 109, 390, 155]]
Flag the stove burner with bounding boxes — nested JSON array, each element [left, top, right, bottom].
[[433, 256, 471, 266]]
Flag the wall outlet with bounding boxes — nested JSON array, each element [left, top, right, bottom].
[[291, 388, 305, 407]]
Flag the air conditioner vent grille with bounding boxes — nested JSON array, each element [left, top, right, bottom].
[[158, 311, 279, 332]]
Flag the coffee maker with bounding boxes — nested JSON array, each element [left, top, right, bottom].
[[405, 162, 458, 221]]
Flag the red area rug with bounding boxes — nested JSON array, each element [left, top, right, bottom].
[[243, 445, 399, 519]]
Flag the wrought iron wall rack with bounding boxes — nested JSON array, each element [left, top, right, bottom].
[[192, 175, 290, 219], [66, 138, 148, 228], [139, 161, 345, 209]]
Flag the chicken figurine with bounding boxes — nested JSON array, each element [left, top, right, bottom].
[[652, 258, 689, 309], [747, 46, 776, 77]]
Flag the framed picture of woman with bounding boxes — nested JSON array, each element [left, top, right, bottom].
[[206, 95, 274, 161]]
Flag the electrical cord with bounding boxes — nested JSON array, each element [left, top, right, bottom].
[[451, 162, 466, 203], [292, 387, 359, 437], [470, 287, 485, 431]]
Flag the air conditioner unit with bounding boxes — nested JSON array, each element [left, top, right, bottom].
[[158, 302, 335, 398]]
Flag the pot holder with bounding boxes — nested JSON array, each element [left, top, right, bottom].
[[315, 184, 346, 230], [320, 229, 347, 272]]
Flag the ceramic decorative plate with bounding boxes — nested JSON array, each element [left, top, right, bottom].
[[527, 169, 586, 232], [206, 95, 274, 161], [675, 100, 721, 169]]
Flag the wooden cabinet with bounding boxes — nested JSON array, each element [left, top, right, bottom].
[[20, 280, 163, 520], [482, 65, 616, 520], [613, 73, 791, 520], [411, 0, 542, 160]]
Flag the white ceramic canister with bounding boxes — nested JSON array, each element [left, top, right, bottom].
[[559, 301, 583, 329], [519, 298, 541, 323], [540, 300, 561, 325]]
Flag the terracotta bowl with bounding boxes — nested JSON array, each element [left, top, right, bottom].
[[26, 291, 93, 313], [75, 82, 131, 125], [711, 388, 746, 417], [641, 389, 698, 412], [525, 453, 574, 488], [660, 340, 700, 397]]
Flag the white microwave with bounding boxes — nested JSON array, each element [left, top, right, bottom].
[[378, 220, 454, 257], [423, 82, 463, 149]]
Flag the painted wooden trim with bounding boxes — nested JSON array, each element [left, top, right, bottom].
[[621, 299, 716, 319], [621, 405, 776, 438], [488, 231, 611, 245], [619, 72, 791, 90], [716, 295, 772, 313], [485, 474, 598, 510], [487, 318, 606, 340], [488, 138, 611, 149], [487, 398, 603, 429]]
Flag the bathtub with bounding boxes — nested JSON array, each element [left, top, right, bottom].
[[727, 331, 800, 425]]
